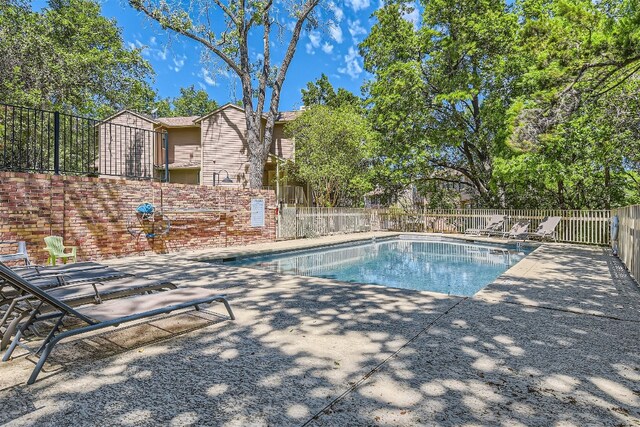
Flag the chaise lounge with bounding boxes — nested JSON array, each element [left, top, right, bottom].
[[0, 263, 235, 384], [526, 216, 562, 242], [0, 267, 178, 350], [495, 220, 530, 239], [465, 214, 507, 236]]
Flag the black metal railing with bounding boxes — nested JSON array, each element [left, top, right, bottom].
[[0, 103, 167, 179]]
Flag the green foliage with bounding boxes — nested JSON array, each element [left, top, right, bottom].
[[284, 105, 378, 207], [360, 0, 640, 209], [157, 85, 219, 117], [171, 85, 218, 116], [0, 0, 156, 116], [501, 0, 640, 208], [362, 0, 518, 207], [301, 74, 362, 109], [496, 77, 640, 208]]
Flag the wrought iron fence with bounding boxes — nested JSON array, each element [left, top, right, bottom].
[[0, 103, 166, 179]]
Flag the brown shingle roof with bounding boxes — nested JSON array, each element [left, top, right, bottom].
[[155, 116, 199, 127], [100, 109, 158, 125], [276, 111, 300, 122]]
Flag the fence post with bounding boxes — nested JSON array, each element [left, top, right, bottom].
[[53, 111, 60, 175], [163, 132, 169, 183]]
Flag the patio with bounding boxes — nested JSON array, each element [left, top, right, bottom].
[[0, 233, 639, 426]]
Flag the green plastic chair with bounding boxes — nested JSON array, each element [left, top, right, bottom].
[[44, 236, 77, 266]]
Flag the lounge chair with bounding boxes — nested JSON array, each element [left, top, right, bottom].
[[526, 216, 562, 241], [44, 236, 77, 266], [465, 215, 507, 236], [0, 241, 31, 265], [0, 262, 234, 384], [496, 220, 530, 239], [12, 261, 105, 276], [16, 264, 130, 289], [0, 270, 178, 350]]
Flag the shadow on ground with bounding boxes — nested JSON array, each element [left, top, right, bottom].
[[0, 242, 638, 426]]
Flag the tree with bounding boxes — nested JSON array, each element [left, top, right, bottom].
[[171, 85, 218, 117], [130, 0, 322, 188], [511, 0, 640, 145], [496, 77, 640, 209], [361, 0, 519, 207], [154, 85, 218, 117], [497, 0, 640, 208], [301, 74, 361, 109], [285, 105, 378, 206], [0, 0, 156, 116]]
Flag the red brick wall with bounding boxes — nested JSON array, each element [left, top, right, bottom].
[[0, 171, 276, 264]]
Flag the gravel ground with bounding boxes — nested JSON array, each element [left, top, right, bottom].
[[1, 235, 638, 426]]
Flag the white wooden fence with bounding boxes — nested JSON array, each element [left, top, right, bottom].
[[613, 205, 639, 284], [277, 208, 372, 240], [277, 208, 611, 245]]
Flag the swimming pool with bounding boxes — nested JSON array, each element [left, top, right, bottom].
[[224, 237, 532, 296]]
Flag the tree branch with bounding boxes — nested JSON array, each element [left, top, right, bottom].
[[256, 0, 273, 117], [130, 1, 243, 76]]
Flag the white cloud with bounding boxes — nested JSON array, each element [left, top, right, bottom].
[[402, 2, 420, 27], [305, 43, 316, 55], [149, 36, 157, 46], [329, 1, 344, 22], [338, 46, 363, 79], [347, 19, 367, 42], [321, 42, 334, 54], [345, 0, 370, 12], [199, 67, 218, 86], [128, 40, 168, 62], [329, 23, 344, 43], [308, 30, 321, 48], [306, 30, 322, 54], [157, 49, 168, 60], [170, 56, 185, 72]]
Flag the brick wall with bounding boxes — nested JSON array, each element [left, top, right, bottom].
[[0, 171, 276, 264]]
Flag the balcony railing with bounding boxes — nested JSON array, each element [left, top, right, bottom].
[[0, 103, 166, 179]]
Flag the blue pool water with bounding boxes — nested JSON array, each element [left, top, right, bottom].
[[225, 238, 531, 296]]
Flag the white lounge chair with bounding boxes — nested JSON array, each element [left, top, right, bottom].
[[497, 220, 530, 239], [465, 215, 507, 236], [0, 241, 30, 265], [526, 216, 562, 242]]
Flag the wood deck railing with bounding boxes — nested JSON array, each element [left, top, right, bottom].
[[277, 208, 611, 245], [613, 205, 640, 284]]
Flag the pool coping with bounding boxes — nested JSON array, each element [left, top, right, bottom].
[[192, 232, 543, 263]]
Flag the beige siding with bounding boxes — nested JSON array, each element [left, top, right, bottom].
[[165, 127, 201, 165], [98, 112, 157, 178], [201, 108, 250, 188], [271, 123, 294, 159]]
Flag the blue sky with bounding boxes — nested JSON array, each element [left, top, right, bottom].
[[75, 0, 416, 111]]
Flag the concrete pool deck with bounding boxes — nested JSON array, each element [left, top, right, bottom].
[[0, 233, 639, 426]]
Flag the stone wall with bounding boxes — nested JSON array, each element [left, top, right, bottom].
[[0, 171, 276, 264]]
